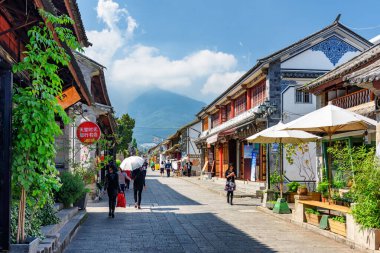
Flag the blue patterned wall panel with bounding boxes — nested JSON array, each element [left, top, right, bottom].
[[311, 36, 359, 66]]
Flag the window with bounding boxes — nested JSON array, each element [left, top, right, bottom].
[[235, 94, 246, 116], [251, 81, 266, 107], [211, 112, 220, 128], [225, 103, 231, 120], [202, 116, 209, 131], [295, 90, 312, 103]]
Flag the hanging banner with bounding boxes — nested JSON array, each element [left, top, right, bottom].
[[77, 121, 101, 144], [250, 151, 257, 181]]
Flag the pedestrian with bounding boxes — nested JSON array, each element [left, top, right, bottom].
[[132, 167, 147, 209], [160, 161, 165, 177], [150, 160, 155, 171], [225, 163, 236, 205], [105, 164, 120, 218], [165, 160, 172, 177], [185, 157, 193, 177], [118, 168, 131, 193]]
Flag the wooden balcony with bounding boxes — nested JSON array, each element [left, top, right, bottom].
[[330, 89, 374, 109]]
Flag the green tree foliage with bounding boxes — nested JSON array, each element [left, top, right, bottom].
[[115, 113, 135, 154], [11, 10, 81, 242]]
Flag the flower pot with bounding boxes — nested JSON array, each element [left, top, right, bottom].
[[328, 219, 346, 237], [305, 213, 322, 226], [297, 187, 308, 195], [307, 192, 321, 201], [321, 197, 327, 203], [74, 192, 89, 210], [287, 192, 297, 203], [10, 237, 39, 253], [266, 202, 275, 210]]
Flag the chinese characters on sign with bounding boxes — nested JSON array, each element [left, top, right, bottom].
[[76, 121, 101, 144]]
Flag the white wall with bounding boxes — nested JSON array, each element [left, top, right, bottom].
[[282, 85, 317, 124]]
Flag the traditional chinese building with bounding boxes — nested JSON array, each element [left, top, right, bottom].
[[195, 19, 372, 191]]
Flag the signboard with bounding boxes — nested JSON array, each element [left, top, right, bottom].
[[0, 68, 12, 251], [250, 152, 257, 181], [56, 86, 81, 109], [76, 121, 101, 144]]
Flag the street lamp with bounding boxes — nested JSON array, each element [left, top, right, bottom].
[[257, 98, 278, 196]]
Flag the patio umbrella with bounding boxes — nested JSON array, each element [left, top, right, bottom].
[[247, 122, 320, 198], [120, 156, 145, 171], [283, 102, 377, 199]]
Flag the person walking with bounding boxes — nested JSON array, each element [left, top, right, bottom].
[[225, 163, 236, 205], [160, 161, 165, 177], [118, 168, 131, 193], [105, 164, 120, 218], [132, 167, 146, 209], [165, 160, 172, 177], [185, 158, 193, 177]]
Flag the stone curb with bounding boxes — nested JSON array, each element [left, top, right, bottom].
[[256, 206, 379, 253]]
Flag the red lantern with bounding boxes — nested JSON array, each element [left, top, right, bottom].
[[76, 121, 101, 144]]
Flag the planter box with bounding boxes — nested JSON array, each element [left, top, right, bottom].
[[347, 214, 380, 250], [329, 219, 346, 237], [74, 192, 89, 210], [287, 192, 297, 203], [307, 192, 321, 201], [10, 238, 39, 253], [305, 213, 322, 226]]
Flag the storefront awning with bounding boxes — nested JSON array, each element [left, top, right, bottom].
[[206, 134, 218, 144]]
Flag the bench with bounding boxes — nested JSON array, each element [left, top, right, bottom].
[[298, 200, 351, 214], [294, 198, 351, 224]]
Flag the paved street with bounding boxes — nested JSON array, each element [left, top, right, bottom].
[[65, 172, 356, 253]]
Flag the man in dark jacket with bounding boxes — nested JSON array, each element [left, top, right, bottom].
[[105, 164, 120, 218], [132, 167, 146, 209]]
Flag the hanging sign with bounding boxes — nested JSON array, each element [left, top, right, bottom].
[[76, 121, 101, 144], [56, 86, 81, 109]]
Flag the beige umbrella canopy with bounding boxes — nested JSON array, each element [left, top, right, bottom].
[[247, 122, 320, 198], [283, 102, 377, 199]]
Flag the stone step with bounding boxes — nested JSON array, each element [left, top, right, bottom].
[[41, 208, 79, 237], [55, 210, 87, 253]]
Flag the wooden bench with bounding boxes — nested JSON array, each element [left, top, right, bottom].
[[298, 200, 351, 214]]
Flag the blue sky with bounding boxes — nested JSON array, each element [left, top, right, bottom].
[[77, 0, 380, 115]]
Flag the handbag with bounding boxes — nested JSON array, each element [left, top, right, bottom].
[[116, 192, 126, 208]]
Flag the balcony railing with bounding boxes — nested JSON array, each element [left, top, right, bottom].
[[330, 89, 374, 109]]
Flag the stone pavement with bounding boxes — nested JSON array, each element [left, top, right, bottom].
[[64, 171, 357, 253]]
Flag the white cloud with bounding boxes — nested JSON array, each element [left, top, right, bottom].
[[84, 0, 242, 109], [111, 45, 238, 90], [201, 71, 245, 95]]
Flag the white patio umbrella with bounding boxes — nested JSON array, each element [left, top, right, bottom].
[[247, 122, 320, 198], [283, 102, 377, 198], [120, 156, 145, 171]]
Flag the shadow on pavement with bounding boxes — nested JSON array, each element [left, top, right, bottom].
[[65, 211, 275, 253]]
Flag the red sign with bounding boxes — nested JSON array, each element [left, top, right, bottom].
[[76, 121, 101, 144]]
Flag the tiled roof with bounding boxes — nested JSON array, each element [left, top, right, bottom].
[[305, 43, 380, 90], [345, 57, 380, 84]]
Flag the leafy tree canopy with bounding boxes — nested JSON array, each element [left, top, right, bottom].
[[115, 113, 135, 154]]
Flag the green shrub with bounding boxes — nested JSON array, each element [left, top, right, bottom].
[[35, 201, 60, 226], [287, 182, 300, 192], [56, 172, 86, 208], [305, 208, 320, 215], [10, 201, 42, 243], [331, 216, 346, 223]]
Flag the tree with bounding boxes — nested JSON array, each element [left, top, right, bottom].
[[115, 113, 135, 154], [12, 10, 81, 243]]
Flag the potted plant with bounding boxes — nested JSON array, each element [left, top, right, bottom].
[[286, 182, 300, 203], [266, 200, 277, 210], [305, 208, 322, 226], [316, 180, 329, 202], [329, 216, 346, 237], [297, 185, 308, 195], [56, 172, 87, 208]]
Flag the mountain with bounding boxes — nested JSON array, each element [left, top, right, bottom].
[[128, 89, 206, 144]]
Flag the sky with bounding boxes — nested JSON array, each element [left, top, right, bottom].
[[77, 0, 380, 115]]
